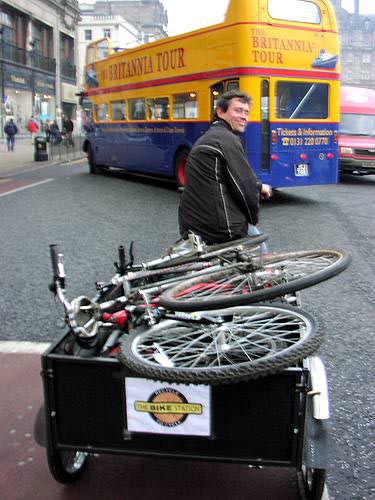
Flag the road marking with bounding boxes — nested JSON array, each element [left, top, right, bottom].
[[0, 178, 53, 197], [0, 341, 50, 353]]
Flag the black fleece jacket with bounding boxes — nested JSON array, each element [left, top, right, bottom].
[[179, 118, 261, 244]]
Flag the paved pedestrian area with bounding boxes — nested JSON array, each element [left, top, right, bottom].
[[0, 135, 85, 176]]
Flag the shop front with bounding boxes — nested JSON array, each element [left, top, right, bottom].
[[2, 63, 33, 135], [34, 73, 56, 132], [61, 82, 78, 131]]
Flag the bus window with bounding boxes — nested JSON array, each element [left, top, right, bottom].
[[211, 83, 225, 117], [227, 81, 239, 92], [129, 98, 146, 120], [97, 39, 110, 60], [148, 97, 170, 120], [87, 46, 94, 64], [276, 82, 328, 119], [268, 0, 321, 24], [95, 103, 109, 121], [173, 93, 197, 119], [111, 100, 126, 121]]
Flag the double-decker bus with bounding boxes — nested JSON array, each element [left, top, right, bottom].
[[82, 0, 340, 188]]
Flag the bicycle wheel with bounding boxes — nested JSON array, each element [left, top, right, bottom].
[[159, 249, 350, 311], [118, 304, 321, 384]]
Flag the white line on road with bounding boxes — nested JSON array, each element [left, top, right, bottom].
[[0, 178, 54, 197], [0, 341, 50, 353]]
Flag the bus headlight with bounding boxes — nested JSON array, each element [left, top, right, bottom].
[[340, 147, 353, 155]]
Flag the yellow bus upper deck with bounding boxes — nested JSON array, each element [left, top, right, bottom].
[[84, 0, 339, 98]]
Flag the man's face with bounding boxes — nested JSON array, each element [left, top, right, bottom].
[[217, 97, 250, 133]]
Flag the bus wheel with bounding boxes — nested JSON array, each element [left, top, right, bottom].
[[174, 150, 189, 188], [88, 145, 99, 174]]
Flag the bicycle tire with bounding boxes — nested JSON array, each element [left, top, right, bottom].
[[158, 249, 350, 312], [118, 304, 321, 384]]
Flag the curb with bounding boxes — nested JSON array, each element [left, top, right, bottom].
[[0, 155, 86, 178]]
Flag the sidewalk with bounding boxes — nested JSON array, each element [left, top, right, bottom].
[[0, 136, 86, 177]]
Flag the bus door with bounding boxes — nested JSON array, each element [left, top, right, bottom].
[[261, 80, 271, 173]]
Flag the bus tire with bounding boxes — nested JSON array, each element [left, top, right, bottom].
[[88, 145, 99, 174], [174, 149, 189, 188]]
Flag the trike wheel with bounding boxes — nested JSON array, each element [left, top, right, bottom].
[[159, 249, 350, 311], [118, 304, 321, 384], [47, 447, 88, 483], [301, 467, 326, 500]]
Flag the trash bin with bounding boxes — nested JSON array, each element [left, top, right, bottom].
[[34, 136, 48, 161]]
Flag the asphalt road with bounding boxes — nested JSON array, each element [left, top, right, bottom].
[[0, 161, 374, 499]]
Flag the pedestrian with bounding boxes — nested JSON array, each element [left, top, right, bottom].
[[179, 90, 272, 245], [27, 117, 39, 144], [49, 120, 62, 145], [4, 118, 18, 152], [62, 115, 74, 146], [45, 122, 51, 142]]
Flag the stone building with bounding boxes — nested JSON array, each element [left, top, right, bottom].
[[77, 10, 140, 92], [332, 0, 375, 89], [0, 0, 81, 136], [79, 0, 167, 43]]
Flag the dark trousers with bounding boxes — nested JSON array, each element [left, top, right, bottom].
[[6, 135, 15, 151]]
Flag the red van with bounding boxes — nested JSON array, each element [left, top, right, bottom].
[[339, 86, 375, 175]]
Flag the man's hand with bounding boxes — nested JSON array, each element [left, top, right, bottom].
[[260, 183, 272, 199]]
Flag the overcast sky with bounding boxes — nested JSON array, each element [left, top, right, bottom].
[[160, 0, 229, 35]]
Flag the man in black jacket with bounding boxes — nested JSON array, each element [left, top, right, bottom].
[[179, 90, 272, 244]]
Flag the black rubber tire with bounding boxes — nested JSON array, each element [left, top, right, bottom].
[[301, 467, 326, 500], [88, 144, 99, 174], [47, 447, 88, 483], [151, 234, 268, 270], [118, 304, 322, 384], [174, 149, 189, 188], [159, 249, 350, 312], [33, 404, 47, 447]]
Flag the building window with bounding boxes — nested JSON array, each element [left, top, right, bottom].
[[362, 53, 371, 64], [361, 71, 371, 81], [103, 28, 111, 38], [85, 30, 92, 41], [344, 51, 353, 64]]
